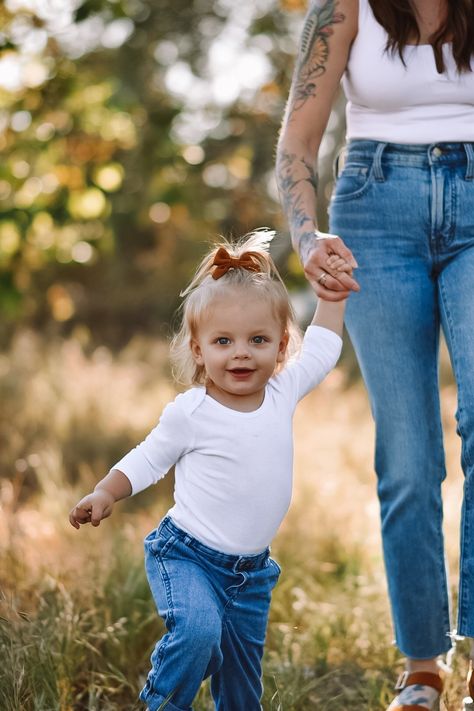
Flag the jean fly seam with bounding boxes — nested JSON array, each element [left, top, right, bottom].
[[430, 166, 444, 255], [448, 173, 457, 244], [223, 572, 249, 614], [438, 275, 472, 633]]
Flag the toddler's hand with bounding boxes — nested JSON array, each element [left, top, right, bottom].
[[69, 488, 115, 529], [326, 254, 353, 275]]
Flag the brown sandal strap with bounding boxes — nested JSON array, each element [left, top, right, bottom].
[[395, 671, 443, 694]]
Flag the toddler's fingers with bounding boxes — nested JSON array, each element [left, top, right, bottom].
[[326, 255, 353, 273], [69, 496, 92, 528], [90, 502, 105, 526], [69, 512, 80, 529], [90, 501, 113, 526], [69, 506, 90, 528]]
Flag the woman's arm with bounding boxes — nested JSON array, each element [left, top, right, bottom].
[[276, 0, 359, 301]]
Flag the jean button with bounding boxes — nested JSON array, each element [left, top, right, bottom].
[[432, 146, 442, 157]]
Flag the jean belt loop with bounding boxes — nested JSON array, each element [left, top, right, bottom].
[[373, 142, 387, 182], [463, 143, 474, 181]]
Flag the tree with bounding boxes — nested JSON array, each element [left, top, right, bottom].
[[0, 0, 344, 344]]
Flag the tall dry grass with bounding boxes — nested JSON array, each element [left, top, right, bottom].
[[0, 331, 470, 709]]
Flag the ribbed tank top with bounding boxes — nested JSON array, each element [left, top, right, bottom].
[[342, 0, 474, 143]]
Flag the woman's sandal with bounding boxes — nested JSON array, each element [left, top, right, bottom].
[[387, 670, 443, 711]]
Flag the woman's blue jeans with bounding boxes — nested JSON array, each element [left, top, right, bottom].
[[329, 140, 474, 659], [139, 516, 280, 710]]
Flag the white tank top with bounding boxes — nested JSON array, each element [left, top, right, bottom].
[[342, 0, 474, 143]]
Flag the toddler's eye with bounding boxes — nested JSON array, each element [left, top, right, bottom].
[[216, 337, 231, 345], [252, 335, 266, 344]]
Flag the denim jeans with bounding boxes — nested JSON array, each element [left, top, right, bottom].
[[139, 516, 281, 710], [329, 140, 474, 659]]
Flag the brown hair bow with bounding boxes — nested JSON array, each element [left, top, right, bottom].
[[211, 246, 262, 280]]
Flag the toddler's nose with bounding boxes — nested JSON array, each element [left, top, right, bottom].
[[233, 345, 250, 359]]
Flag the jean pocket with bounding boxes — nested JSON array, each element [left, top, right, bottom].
[[331, 162, 373, 202], [144, 528, 177, 559]]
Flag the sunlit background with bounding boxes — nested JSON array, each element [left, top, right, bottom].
[[0, 2, 466, 709], [0, 0, 345, 344]]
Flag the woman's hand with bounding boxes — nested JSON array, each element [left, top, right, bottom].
[[303, 231, 360, 301]]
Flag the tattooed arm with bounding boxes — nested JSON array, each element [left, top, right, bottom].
[[276, 0, 359, 301]]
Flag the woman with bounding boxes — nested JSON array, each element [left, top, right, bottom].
[[276, 1, 474, 709]]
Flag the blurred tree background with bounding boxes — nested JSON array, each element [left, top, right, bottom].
[[0, 0, 346, 347]]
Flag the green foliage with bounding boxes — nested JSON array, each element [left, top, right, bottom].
[[0, 0, 343, 345]]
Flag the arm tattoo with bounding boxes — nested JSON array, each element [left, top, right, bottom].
[[289, 0, 345, 118], [276, 148, 319, 257], [277, 1, 344, 259]]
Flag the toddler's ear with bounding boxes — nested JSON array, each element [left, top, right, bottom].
[[191, 339, 204, 365], [277, 331, 290, 363]]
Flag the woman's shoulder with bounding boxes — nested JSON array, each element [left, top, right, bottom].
[[335, 0, 359, 35]]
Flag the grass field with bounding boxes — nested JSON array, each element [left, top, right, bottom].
[[0, 331, 470, 710]]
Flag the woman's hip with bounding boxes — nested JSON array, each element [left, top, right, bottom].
[[329, 140, 474, 273]]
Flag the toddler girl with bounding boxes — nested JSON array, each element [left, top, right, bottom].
[[69, 230, 346, 711]]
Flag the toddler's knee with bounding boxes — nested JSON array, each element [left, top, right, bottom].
[[177, 613, 222, 661]]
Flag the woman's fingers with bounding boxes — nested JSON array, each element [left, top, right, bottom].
[[328, 268, 359, 291], [318, 272, 352, 294], [328, 235, 358, 268], [307, 270, 351, 300], [304, 237, 360, 294], [314, 281, 351, 301], [307, 264, 359, 293]]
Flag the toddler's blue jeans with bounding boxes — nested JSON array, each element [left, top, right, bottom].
[[139, 516, 280, 711], [330, 140, 474, 659]]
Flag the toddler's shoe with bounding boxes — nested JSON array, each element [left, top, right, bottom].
[[386, 671, 443, 710]]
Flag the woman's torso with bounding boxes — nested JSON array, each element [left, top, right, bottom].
[[342, 0, 474, 143]]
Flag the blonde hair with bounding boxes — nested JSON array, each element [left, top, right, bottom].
[[170, 229, 301, 386]]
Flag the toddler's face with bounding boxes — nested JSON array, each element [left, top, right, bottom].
[[191, 289, 288, 412]]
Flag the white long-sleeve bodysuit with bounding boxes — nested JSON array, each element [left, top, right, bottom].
[[112, 325, 342, 554]]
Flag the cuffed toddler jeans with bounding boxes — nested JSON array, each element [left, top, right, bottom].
[[329, 140, 474, 659], [139, 516, 281, 711]]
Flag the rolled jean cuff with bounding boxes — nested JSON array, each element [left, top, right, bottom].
[[139, 688, 190, 711]]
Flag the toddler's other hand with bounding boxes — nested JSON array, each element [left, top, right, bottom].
[[69, 489, 115, 529]]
